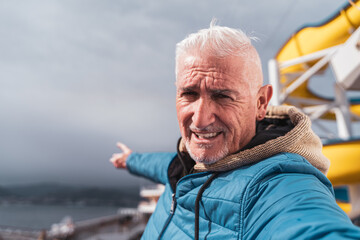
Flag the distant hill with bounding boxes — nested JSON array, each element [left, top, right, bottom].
[[0, 186, 16, 197], [0, 183, 141, 207]]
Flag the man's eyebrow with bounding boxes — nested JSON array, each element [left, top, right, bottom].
[[178, 86, 197, 92], [211, 89, 235, 95], [178, 88, 237, 95]]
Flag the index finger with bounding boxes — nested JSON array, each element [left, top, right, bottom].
[[116, 142, 131, 154]]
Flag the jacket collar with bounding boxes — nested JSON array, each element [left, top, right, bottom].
[[179, 105, 330, 175]]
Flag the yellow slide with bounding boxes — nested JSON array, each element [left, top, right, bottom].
[[324, 138, 360, 185], [276, 0, 360, 119], [322, 138, 360, 213], [275, 1, 360, 215]]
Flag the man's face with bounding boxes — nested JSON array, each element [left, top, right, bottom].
[[176, 54, 260, 164]]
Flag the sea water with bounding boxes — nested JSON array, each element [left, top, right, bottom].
[[0, 203, 120, 230]]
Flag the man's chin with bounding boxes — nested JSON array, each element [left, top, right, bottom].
[[186, 146, 229, 165], [184, 138, 229, 164]]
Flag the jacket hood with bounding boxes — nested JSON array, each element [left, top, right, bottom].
[[180, 105, 330, 175]]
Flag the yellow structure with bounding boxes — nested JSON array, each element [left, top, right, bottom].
[[324, 139, 360, 186], [276, 0, 360, 119], [322, 139, 360, 214], [271, 1, 360, 216]]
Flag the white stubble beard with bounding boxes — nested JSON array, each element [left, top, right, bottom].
[[184, 135, 229, 165]]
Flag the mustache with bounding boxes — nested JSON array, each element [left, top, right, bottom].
[[189, 124, 225, 132]]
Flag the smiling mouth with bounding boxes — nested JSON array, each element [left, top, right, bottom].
[[193, 131, 222, 139]]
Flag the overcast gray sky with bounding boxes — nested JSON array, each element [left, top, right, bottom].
[[0, 0, 348, 187]]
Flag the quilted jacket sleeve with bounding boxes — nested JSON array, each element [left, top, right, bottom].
[[243, 172, 360, 239], [126, 152, 177, 184]]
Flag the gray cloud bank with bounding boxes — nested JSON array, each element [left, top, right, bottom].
[[0, 0, 343, 187]]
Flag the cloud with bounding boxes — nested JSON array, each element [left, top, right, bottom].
[[0, 0, 344, 186]]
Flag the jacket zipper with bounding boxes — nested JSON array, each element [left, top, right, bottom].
[[158, 172, 209, 239], [157, 193, 177, 240]]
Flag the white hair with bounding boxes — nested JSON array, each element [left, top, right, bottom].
[[175, 19, 262, 82]]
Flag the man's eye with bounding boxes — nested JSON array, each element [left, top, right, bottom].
[[214, 93, 232, 100], [181, 91, 198, 97]]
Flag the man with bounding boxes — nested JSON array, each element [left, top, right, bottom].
[[110, 22, 360, 239]]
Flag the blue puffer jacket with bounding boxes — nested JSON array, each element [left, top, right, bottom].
[[126, 106, 360, 239], [128, 152, 360, 239]]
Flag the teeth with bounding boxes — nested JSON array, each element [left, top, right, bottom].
[[195, 132, 219, 139]]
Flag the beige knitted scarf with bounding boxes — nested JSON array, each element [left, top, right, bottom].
[[180, 105, 330, 175]]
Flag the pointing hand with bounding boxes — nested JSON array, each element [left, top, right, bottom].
[[110, 142, 132, 169]]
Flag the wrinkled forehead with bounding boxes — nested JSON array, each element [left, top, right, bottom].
[[179, 44, 260, 69], [176, 47, 262, 89], [179, 54, 258, 79]]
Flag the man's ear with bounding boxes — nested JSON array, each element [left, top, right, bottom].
[[256, 85, 273, 121]]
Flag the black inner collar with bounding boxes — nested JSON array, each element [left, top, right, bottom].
[[168, 117, 294, 192]]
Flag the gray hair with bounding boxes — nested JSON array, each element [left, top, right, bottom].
[[175, 20, 262, 82]]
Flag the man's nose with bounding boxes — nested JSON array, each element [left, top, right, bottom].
[[192, 97, 216, 129]]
